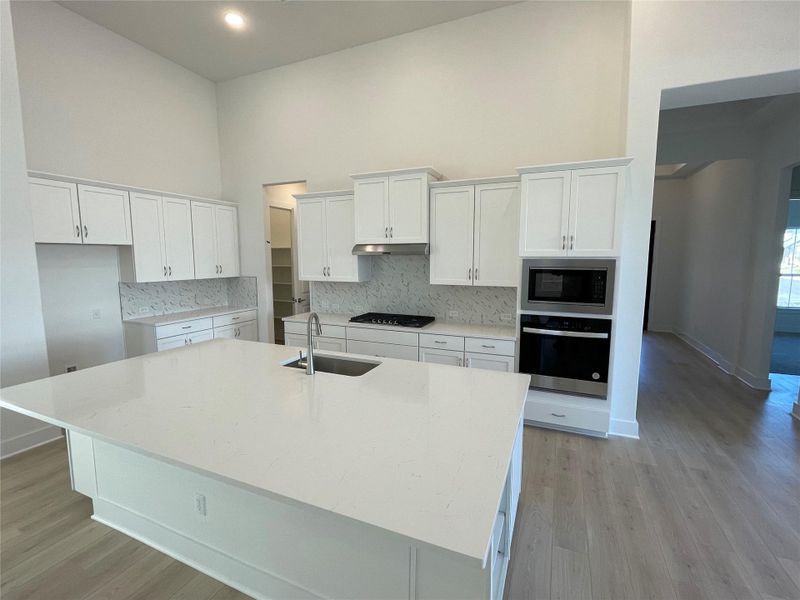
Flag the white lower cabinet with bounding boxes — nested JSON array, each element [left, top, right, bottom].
[[347, 339, 419, 361], [419, 347, 464, 366], [214, 320, 257, 341], [156, 329, 213, 351], [285, 333, 347, 352], [466, 352, 515, 372]]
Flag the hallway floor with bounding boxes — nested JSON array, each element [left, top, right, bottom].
[[1, 333, 799, 599]]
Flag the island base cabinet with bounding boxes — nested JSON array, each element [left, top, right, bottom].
[[69, 426, 522, 600]]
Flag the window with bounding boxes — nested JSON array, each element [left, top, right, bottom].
[[777, 227, 800, 308]]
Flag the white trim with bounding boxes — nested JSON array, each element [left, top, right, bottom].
[[293, 189, 352, 200], [0, 425, 63, 459], [27, 170, 236, 207], [350, 166, 442, 180], [516, 157, 633, 175], [674, 330, 772, 391], [429, 175, 519, 189], [608, 418, 640, 439]]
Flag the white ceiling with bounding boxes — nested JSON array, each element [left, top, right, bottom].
[[56, 1, 516, 82]]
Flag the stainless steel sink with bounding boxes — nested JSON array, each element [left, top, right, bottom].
[[283, 354, 381, 377]]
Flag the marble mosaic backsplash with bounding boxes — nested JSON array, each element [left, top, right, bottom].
[[120, 277, 257, 319], [311, 256, 516, 325]]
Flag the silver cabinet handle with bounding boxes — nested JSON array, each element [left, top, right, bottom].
[[434, 340, 446, 344], [232, 316, 240, 320], [181, 325, 191, 330], [327, 266, 331, 276], [164, 266, 167, 277], [83, 225, 88, 238], [475, 268, 479, 281], [220, 264, 223, 275], [457, 357, 462, 367], [76, 225, 80, 238], [522, 327, 609, 339], [468, 268, 472, 280], [389, 226, 393, 238], [168, 266, 172, 276], [481, 344, 495, 349], [385, 227, 388, 238], [570, 235, 574, 250], [562, 235, 566, 250], [184, 338, 188, 345], [551, 413, 566, 418], [465, 358, 471, 367]]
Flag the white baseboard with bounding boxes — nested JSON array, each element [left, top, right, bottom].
[[608, 418, 639, 439], [1, 425, 63, 459], [673, 330, 771, 391]]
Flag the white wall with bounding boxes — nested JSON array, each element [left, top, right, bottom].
[[11, 1, 222, 199], [0, 1, 61, 457], [217, 0, 630, 343], [616, 0, 800, 436], [36, 245, 126, 375]]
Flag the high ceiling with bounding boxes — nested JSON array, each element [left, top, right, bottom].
[[56, 1, 516, 82]]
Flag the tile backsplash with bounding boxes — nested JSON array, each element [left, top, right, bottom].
[[311, 256, 516, 325], [120, 277, 257, 319]]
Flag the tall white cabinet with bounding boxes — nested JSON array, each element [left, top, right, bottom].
[[29, 177, 132, 245], [124, 193, 194, 282], [352, 167, 441, 244], [517, 158, 631, 258], [295, 190, 371, 282], [192, 201, 240, 278], [430, 178, 519, 287]]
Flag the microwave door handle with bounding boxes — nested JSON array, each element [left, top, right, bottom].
[[522, 327, 609, 339]]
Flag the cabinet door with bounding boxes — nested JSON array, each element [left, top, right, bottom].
[[568, 167, 623, 257], [388, 173, 428, 243], [420, 347, 464, 367], [325, 195, 358, 281], [316, 336, 346, 352], [465, 352, 515, 372], [346, 339, 418, 361], [284, 333, 306, 347], [237, 321, 258, 341], [129, 192, 167, 282], [77, 185, 132, 245], [188, 329, 213, 344], [191, 202, 218, 279], [157, 334, 189, 351], [162, 196, 195, 280], [214, 205, 240, 277], [214, 324, 237, 339], [474, 183, 519, 287], [353, 177, 389, 244], [296, 198, 327, 281], [29, 178, 82, 244], [519, 172, 570, 257], [429, 186, 474, 285]]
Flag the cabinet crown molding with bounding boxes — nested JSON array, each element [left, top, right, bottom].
[[516, 157, 633, 175], [350, 166, 442, 180], [293, 189, 353, 200], [430, 175, 519, 189]]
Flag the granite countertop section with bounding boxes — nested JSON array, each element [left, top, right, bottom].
[[0, 340, 529, 564], [123, 306, 257, 327], [284, 312, 517, 340]]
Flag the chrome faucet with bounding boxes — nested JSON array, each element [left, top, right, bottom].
[[306, 312, 322, 375]]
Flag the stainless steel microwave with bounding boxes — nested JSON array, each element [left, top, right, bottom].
[[520, 259, 615, 315]]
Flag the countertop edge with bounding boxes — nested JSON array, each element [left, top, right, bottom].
[[123, 306, 258, 327]]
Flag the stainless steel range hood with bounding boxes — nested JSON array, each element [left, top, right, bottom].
[[352, 243, 429, 256]]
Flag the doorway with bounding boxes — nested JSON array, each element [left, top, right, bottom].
[[264, 182, 309, 345]]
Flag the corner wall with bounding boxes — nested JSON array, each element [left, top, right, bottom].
[[0, 2, 60, 457]]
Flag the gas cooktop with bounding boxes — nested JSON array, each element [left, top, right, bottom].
[[349, 312, 435, 328]]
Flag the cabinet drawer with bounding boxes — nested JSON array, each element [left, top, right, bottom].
[[346, 326, 418, 347], [524, 400, 609, 433], [213, 310, 258, 328], [155, 318, 213, 339], [285, 321, 347, 339], [419, 333, 465, 351], [464, 337, 515, 356], [346, 340, 418, 361]]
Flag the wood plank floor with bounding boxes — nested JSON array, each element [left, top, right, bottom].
[[2, 332, 798, 599]]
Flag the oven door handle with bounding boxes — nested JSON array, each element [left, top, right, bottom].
[[522, 327, 609, 339]]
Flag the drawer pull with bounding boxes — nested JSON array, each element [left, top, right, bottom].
[[481, 344, 495, 349], [181, 325, 191, 329], [232, 316, 240, 320], [551, 413, 566, 418], [434, 340, 446, 344]]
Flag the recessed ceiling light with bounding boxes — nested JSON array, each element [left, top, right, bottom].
[[224, 11, 245, 30]]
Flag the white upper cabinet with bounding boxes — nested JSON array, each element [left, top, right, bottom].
[[191, 201, 240, 279], [352, 167, 441, 244], [430, 178, 519, 287], [77, 185, 132, 245], [162, 197, 195, 280], [29, 178, 82, 244], [518, 158, 630, 258], [28, 178, 131, 245], [295, 191, 371, 283]]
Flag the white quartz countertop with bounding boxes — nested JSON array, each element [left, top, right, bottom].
[[0, 340, 529, 563], [123, 306, 257, 327], [284, 312, 517, 340]]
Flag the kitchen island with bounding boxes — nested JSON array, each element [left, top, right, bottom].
[[0, 339, 529, 600]]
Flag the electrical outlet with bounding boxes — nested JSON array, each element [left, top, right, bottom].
[[66, 365, 77, 373], [319, 301, 330, 311], [448, 310, 459, 320], [500, 313, 514, 322], [91, 309, 101, 320], [139, 307, 149, 314], [194, 493, 207, 517], [331, 303, 340, 312]]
